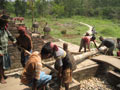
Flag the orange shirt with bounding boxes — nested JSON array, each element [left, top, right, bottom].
[[21, 52, 42, 85]]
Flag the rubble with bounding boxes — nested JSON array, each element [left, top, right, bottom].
[[79, 76, 115, 90]]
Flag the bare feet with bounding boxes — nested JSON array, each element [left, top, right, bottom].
[[0, 79, 7, 84]]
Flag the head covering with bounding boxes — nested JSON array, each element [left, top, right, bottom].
[[85, 32, 90, 36], [0, 15, 9, 30], [50, 43, 58, 51], [18, 26, 26, 34], [0, 14, 9, 23]]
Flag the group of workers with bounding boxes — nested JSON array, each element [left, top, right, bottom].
[[0, 14, 33, 83], [79, 27, 119, 56], [0, 14, 120, 90], [0, 14, 73, 90]]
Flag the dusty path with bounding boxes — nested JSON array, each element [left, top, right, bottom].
[[79, 22, 93, 35]]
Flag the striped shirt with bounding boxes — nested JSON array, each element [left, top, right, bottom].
[[21, 52, 42, 85], [0, 28, 16, 55]]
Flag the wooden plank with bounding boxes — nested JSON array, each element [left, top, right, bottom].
[[91, 55, 120, 70]]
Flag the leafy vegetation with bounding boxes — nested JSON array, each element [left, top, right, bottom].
[[23, 16, 120, 45], [1, 0, 120, 19], [1, 0, 120, 45]]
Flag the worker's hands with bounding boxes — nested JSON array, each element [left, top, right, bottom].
[[24, 52, 29, 56], [97, 48, 101, 52], [12, 41, 16, 47]]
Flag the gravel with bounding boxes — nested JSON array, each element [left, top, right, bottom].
[[79, 76, 116, 90]]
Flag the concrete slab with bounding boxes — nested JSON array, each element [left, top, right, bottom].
[[106, 70, 120, 86], [73, 59, 98, 81], [76, 59, 97, 69], [91, 55, 120, 70]]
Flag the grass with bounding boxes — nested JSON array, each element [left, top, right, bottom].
[[24, 17, 88, 45], [72, 16, 120, 38], [24, 16, 120, 45]]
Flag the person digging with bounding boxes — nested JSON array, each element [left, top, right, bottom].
[[21, 51, 52, 90], [79, 34, 97, 52], [41, 42, 73, 90], [97, 36, 115, 56]]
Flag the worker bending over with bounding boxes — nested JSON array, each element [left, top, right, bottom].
[[79, 33, 96, 52], [41, 42, 72, 90], [21, 51, 52, 90], [97, 36, 115, 56]]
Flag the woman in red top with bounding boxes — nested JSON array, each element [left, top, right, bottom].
[[16, 26, 33, 67], [79, 35, 96, 52]]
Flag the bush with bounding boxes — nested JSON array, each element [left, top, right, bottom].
[[61, 30, 67, 34]]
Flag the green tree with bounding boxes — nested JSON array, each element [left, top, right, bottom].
[[21, 0, 27, 16], [6, 1, 14, 14], [14, 0, 21, 16], [52, 3, 64, 18], [0, 0, 7, 10], [14, 0, 27, 16]]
